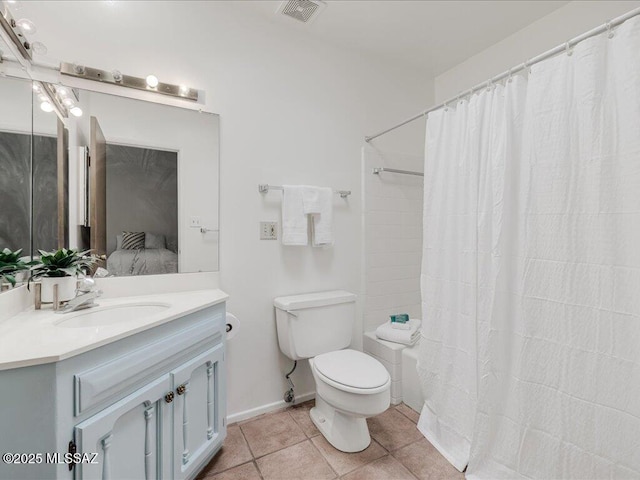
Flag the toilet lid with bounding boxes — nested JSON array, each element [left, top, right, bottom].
[[313, 349, 389, 389]]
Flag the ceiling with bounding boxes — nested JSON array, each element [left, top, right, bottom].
[[226, 0, 570, 75], [5, 1, 570, 76]]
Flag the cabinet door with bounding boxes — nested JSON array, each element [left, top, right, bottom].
[[171, 344, 225, 480], [74, 374, 173, 480]]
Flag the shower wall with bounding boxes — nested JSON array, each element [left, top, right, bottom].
[[362, 145, 423, 332]]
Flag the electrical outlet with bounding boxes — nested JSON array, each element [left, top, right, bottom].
[[260, 222, 278, 240], [190, 216, 201, 228]]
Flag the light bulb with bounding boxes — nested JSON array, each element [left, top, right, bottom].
[[32, 83, 41, 92], [57, 87, 69, 97], [70, 107, 83, 117], [16, 19, 36, 35], [40, 101, 54, 113], [145, 75, 159, 88], [62, 97, 74, 107], [38, 94, 48, 102], [31, 42, 47, 55]]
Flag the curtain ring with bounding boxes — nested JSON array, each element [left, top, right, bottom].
[[507, 68, 513, 83], [524, 59, 531, 74], [565, 42, 573, 56], [606, 21, 614, 39]]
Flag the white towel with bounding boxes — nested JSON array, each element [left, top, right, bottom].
[[302, 186, 322, 215], [310, 187, 333, 247], [375, 319, 421, 345], [282, 185, 308, 246]]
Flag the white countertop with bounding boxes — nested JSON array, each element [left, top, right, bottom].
[[0, 289, 228, 371]]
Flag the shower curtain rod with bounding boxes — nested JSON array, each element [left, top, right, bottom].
[[365, 6, 640, 143]]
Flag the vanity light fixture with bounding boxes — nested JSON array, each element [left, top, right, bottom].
[[15, 18, 36, 34], [145, 74, 159, 88], [0, 7, 32, 62], [31, 41, 47, 55], [40, 101, 53, 112], [60, 62, 199, 101], [36, 81, 69, 119]]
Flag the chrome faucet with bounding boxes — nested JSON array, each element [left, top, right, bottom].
[[57, 277, 103, 314]]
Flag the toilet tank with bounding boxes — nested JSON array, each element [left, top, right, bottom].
[[274, 290, 356, 360]]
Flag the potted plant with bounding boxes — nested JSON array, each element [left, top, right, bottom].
[[0, 248, 37, 290], [29, 248, 97, 303]]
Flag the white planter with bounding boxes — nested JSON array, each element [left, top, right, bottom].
[[41, 276, 77, 303]]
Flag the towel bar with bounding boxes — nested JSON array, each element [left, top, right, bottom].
[[258, 184, 351, 198]]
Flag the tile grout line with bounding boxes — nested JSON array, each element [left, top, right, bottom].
[[238, 423, 259, 460], [252, 459, 265, 480], [306, 436, 341, 480], [245, 412, 310, 460], [201, 459, 254, 479]]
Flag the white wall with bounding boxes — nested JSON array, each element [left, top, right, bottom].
[[16, 1, 432, 419], [362, 146, 423, 333], [435, 0, 640, 102]]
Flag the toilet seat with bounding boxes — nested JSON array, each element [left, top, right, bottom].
[[312, 349, 390, 394]]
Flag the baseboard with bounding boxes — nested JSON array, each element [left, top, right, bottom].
[[227, 391, 316, 425]]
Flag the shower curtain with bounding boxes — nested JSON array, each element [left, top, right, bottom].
[[418, 15, 640, 479]]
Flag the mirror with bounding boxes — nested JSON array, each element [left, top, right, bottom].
[[61, 88, 220, 276], [0, 75, 219, 288], [0, 74, 33, 258]]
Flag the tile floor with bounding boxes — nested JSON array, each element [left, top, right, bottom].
[[198, 401, 464, 480]]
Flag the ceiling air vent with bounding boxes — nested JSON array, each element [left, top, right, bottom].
[[277, 0, 327, 24]]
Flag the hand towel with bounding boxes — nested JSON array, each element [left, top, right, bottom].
[[302, 186, 322, 215], [375, 319, 421, 345], [310, 187, 333, 247], [282, 185, 308, 246]]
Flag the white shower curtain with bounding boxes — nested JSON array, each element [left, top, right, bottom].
[[419, 15, 640, 479]]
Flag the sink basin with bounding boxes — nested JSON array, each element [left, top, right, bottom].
[[55, 303, 170, 328]]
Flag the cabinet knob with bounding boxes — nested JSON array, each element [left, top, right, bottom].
[[177, 384, 186, 395], [165, 392, 174, 403]]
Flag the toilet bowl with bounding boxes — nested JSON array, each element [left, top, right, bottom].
[[273, 291, 390, 452], [309, 349, 390, 452]]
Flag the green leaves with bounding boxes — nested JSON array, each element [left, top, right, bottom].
[[1, 247, 98, 289], [30, 248, 98, 282], [0, 248, 38, 287]]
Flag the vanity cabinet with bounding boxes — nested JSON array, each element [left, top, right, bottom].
[[74, 374, 172, 480], [0, 300, 227, 480]]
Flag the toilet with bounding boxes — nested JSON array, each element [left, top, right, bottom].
[[274, 291, 390, 453]]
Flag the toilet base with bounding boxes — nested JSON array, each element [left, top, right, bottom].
[[310, 396, 371, 453]]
